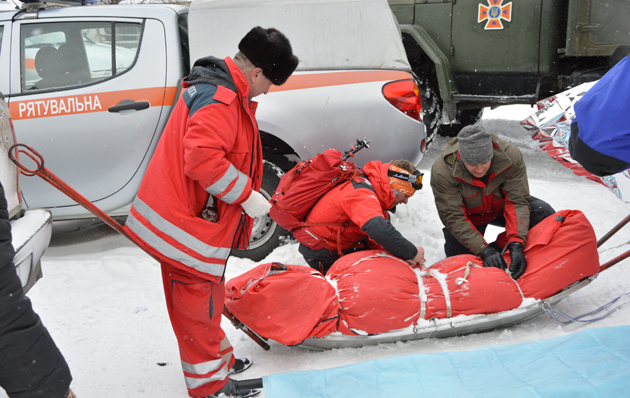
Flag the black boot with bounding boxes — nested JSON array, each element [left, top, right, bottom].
[[228, 358, 253, 376]]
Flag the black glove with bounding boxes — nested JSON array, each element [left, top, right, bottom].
[[478, 246, 506, 270], [507, 242, 527, 280]]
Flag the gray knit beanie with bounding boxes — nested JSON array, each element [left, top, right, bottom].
[[457, 125, 494, 165]]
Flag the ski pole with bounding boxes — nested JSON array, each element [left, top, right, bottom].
[[342, 138, 371, 161], [9, 143, 271, 351]]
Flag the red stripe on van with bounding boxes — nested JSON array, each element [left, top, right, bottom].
[[269, 70, 412, 92], [9, 86, 178, 120]]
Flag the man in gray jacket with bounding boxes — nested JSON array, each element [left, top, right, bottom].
[[430, 125, 555, 279]]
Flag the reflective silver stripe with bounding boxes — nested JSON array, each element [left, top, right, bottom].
[[205, 163, 244, 201], [132, 198, 231, 260], [184, 366, 228, 389], [218, 337, 234, 367], [127, 206, 229, 275], [219, 337, 231, 351], [206, 164, 238, 195], [222, 351, 234, 366], [182, 358, 224, 375], [221, 172, 248, 204], [127, 213, 227, 275], [305, 229, 319, 241]]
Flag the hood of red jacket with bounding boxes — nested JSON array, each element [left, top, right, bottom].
[[362, 160, 396, 209]]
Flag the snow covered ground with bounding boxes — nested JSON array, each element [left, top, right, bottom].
[[4, 105, 630, 397]]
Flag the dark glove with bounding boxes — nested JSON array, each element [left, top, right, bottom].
[[507, 242, 527, 280], [478, 246, 506, 270]]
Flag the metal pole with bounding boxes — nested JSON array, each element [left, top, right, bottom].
[[9, 143, 271, 350], [600, 248, 630, 272], [597, 213, 630, 248]]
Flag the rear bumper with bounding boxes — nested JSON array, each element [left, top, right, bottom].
[[11, 209, 53, 294]]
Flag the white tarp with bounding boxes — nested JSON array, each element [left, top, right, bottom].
[[188, 0, 411, 71]]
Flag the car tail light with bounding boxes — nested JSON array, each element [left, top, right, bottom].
[[382, 79, 422, 121]]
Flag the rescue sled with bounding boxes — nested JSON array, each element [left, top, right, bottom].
[[10, 143, 630, 353], [297, 276, 596, 350], [225, 209, 630, 350]]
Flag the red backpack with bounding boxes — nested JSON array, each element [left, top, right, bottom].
[[269, 141, 369, 252]]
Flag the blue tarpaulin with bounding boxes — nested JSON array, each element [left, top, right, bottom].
[[263, 326, 630, 397]]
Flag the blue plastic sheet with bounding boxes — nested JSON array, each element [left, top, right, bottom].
[[264, 326, 630, 397]]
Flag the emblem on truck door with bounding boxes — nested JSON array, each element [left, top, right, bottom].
[[478, 0, 512, 30]]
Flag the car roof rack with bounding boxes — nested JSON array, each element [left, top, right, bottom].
[[20, 0, 96, 4], [13, 0, 96, 15]]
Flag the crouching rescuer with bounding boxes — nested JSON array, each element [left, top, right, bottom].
[[298, 160, 426, 274], [123, 27, 298, 398], [430, 125, 556, 279]]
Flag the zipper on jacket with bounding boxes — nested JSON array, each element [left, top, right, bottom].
[[242, 96, 258, 180]]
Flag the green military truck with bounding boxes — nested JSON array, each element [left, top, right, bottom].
[[389, 0, 630, 137]]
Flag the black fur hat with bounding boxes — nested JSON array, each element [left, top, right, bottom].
[[238, 26, 299, 86]]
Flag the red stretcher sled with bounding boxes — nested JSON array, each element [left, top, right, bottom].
[[225, 209, 629, 350], [11, 143, 630, 352]]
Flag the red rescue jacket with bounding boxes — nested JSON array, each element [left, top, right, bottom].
[[124, 56, 263, 280], [304, 161, 395, 251]]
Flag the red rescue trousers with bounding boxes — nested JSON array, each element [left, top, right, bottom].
[[161, 260, 236, 397]]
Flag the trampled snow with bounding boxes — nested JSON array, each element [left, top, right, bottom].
[[3, 105, 630, 397]]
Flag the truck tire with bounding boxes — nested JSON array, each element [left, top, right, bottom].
[[232, 161, 291, 261], [406, 41, 483, 138], [417, 64, 443, 139]]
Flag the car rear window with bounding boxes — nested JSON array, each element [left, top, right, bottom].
[[22, 21, 143, 91]]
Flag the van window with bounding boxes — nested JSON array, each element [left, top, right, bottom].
[[178, 14, 190, 74], [22, 21, 142, 91]]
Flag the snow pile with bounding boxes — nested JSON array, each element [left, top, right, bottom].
[[2, 105, 629, 398]]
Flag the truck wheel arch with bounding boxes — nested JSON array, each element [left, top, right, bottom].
[[399, 24, 455, 103]]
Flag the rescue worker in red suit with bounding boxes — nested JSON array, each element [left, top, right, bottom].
[[124, 27, 298, 398], [298, 159, 426, 275], [430, 125, 555, 280]]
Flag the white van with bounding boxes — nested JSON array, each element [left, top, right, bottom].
[[0, 92, 52, 293], [1, 0, 425, 260]]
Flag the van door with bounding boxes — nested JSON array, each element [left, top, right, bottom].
[[0, 22, 9, 95], [7, 17, 171, 215], [566, 0, 630, 57]]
